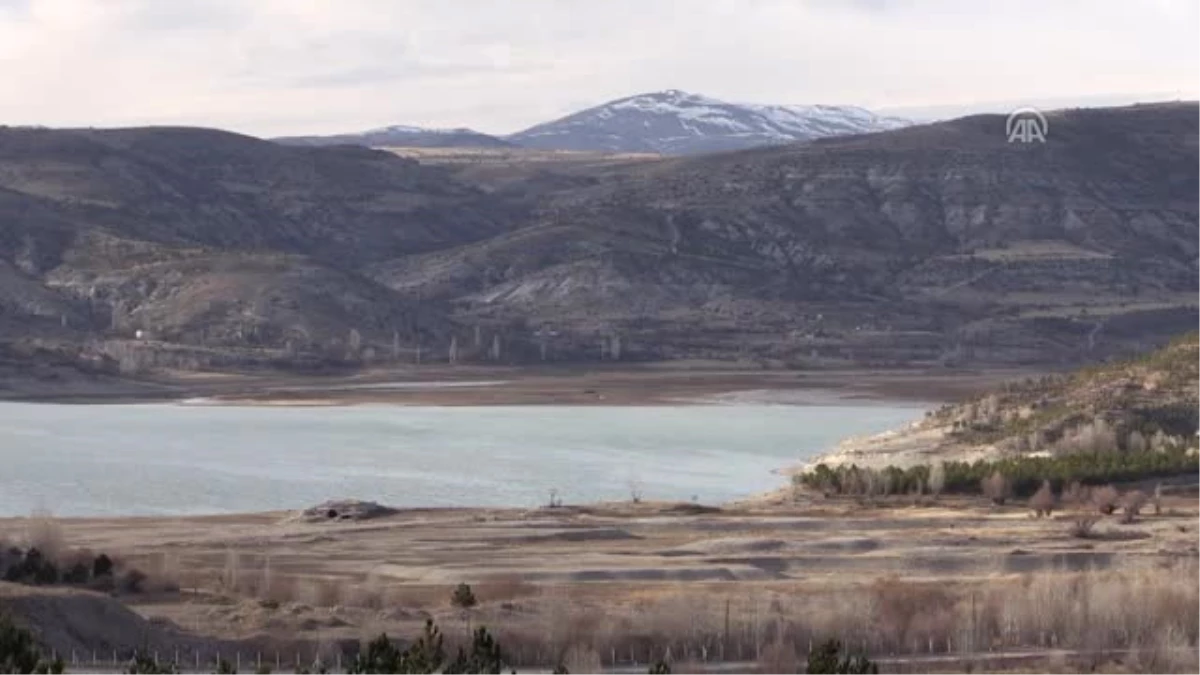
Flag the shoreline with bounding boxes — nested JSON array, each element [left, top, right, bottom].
[[0, 366, 1028, 520], [0, 365, 1028, 407]]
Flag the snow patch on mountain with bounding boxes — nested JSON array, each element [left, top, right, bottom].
[[508, 89, 912, 155], [363, 124, 478, 136]]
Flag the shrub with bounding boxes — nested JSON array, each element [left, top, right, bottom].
[[806, 639, 878, 674], [119, 568, 148, 593], [127, 650, 177, 674], [62, 561, 90, 585], [350, 633, 408, 674], [451, 583, 477, 611], [1030, 480, 1055, 517], [2, 549, 59, 586], [648, 661, 671, 674], [0, 614, 64, 674], [93, 553, 114, 579], [795, 445, 1198, 500], [1069, 515, 1099, 538], [446, 626, 505, 674], [347, 619, 505, 674], [1092, 486, 1121, 515]]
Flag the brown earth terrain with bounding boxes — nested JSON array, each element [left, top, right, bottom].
[[177, 365, 1023, 407], [2, 490, 1197, 673], [0, 350, 1027, 405]]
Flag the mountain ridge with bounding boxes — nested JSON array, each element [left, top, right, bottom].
[[268, 89, 910, 155], [272, 125, 514, 149], [507, 89, 911, 154], [0, 102, 1195, 377]]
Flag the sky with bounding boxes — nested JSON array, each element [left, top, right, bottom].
[[0, 0, 1196, 137]]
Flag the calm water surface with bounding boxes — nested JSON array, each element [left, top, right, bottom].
[[0, 401, 924, 516]]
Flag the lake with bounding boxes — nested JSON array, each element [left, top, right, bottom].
[[0, 401, 924, 516]]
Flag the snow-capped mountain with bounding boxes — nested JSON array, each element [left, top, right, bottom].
[[507, 90, 912, 154], [272, 124, 512, 149]]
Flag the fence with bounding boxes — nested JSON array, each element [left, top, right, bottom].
[[52, 641, 1199, 674]]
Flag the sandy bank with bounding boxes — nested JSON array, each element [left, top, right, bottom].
[[158, 366, 1020, 408]]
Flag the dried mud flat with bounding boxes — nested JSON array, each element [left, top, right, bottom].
[[156, 365, 1022, 407], [3, 492, 1196, 671]]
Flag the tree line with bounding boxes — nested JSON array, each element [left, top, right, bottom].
[[795, 444, 1198, 499], [2, 612, 883, 672]]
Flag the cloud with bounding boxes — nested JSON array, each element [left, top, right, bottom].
[[0, 0, 1195, 137]]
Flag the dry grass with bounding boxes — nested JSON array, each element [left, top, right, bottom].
[[474, 574, 539, 604], [22, 511, 66, 561], [23, 494, 1200, 667], [562, 644, 602, 672], [292, 576, 344, 607], [757, 638, 800, 674], [1068, 514, 1099, 538], [1120, 490, 1148, 524], [477, 561, 1199, 668]]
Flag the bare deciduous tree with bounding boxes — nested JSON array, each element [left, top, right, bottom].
[[1030, 480, 1055, 518], [1092, 485, 1120, 515], [1063, 480, 1089, 507], [981, 471, 1011, 505], [1120, 490, 1148, 524], [928, 462, 946, 497]]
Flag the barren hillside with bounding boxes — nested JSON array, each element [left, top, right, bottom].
[[0, 103, 1196, 379]]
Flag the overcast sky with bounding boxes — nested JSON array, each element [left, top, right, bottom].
[[0, 0, 1196, 137]]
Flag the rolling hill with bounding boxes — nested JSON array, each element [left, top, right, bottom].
[[0, 102, 1195, 376]]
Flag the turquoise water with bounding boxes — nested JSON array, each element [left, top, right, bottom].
[[0, 401, 923, 516]]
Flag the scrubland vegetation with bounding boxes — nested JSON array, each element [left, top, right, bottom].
[[798, 333, 1199, 503], [3, 497, 1198, 674], [796, 446, 1196, 500], [0, 514, 163, 595]]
